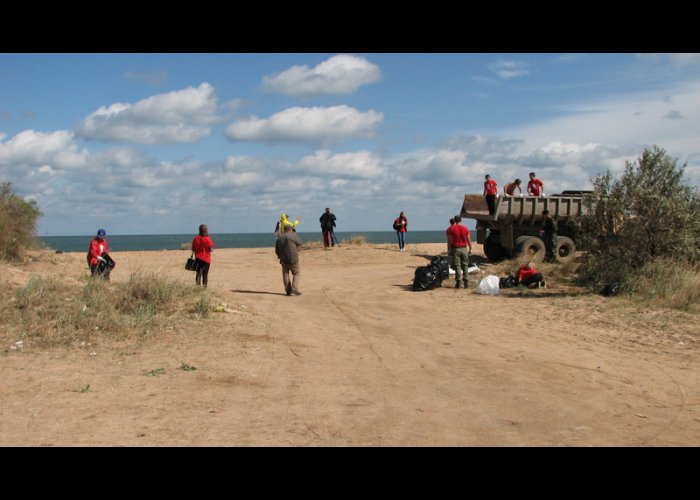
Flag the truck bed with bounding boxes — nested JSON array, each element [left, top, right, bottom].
[[461, 194, 586, 225]]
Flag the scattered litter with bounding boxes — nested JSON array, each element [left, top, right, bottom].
[[475, 275, 500, 296], [213, 302, 244, 314], [15, 341, 23, 346], [635, 414, 648, 419]]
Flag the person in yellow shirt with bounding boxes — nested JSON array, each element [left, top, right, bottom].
[[279, 213, 300, 233]]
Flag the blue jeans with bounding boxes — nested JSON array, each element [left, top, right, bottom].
[[396, 231, 405, 249]]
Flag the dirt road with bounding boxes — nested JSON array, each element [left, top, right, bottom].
[[1, 243, 698, 445]]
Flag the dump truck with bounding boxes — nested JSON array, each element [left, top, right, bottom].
[[460, 191, 591, 263]]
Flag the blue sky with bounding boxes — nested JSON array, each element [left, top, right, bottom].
[[1, 53, 699, 236]]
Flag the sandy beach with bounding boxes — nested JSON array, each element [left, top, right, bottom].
[[1, 241, 699, 446]]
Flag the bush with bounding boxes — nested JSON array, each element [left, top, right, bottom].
[[575, 146, 700, 290], [0, 182, 42, 261], [1, 271, 212, 348]]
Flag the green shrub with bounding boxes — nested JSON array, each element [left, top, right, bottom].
[[576, 146, 700, 290], [0, 182, 42, 261]]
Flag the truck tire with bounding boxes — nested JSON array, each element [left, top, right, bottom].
[[554, 236, 576, 264], [515, 236, 546, 262], [484, 234, 508, 262], [514, 235, 530, 250]]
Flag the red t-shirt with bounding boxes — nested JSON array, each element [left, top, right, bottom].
[[394, 216, 407, 233], [528, 178, 543, 196], [484, 179, 498, 196], [446, 224, 471, 248], [192, 235, 214, 263], [517, 264, 539, 282]]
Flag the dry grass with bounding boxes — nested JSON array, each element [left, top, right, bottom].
[[344, 235, 368, 245], [623, 258, 700, 313], [1, 271, 214, 349], [479, 256, 577, 283], [301, 234, 367, 248]]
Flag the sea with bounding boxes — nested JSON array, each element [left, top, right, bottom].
[[39, 231, 449, 253]]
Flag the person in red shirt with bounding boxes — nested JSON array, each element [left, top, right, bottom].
[[87, 228, 113, 279], [394, 211, 408, 252], [191, 224, 214, 287], [445, 215, 473, 288], [527, 172, 544, 197], [483, 174, 498, 215], [446, 217, 456, 271], [517, 261, 545, 288]]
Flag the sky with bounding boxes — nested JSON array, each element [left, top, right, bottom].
[[1, 53, 700, 236]]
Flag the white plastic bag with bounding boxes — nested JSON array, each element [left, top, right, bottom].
[[475, 275, 500, 295]]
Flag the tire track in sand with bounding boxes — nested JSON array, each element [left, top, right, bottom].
[[320, 286, 393, 378]]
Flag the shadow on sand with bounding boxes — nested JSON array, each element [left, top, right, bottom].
[[501, 289, 590, 299], [231, 289, 287, 296]]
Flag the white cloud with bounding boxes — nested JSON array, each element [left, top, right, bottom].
[[224, 105, 383, 145], [489, 60, 529, 80], [261, 54, 382, 97], [295, 150, 383, 178], [77, 83, 220, 144], [0, 129, 89, 169], [501, 79, 700, 177]]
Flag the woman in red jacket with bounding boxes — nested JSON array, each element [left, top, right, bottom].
[[191, 224, 214, 287], [517, 261, 545, 288], [88, 228, 113, 279]]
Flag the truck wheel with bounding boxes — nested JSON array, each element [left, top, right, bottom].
[[514, 235, 530, 250], [484, 234, 507, 262], [554, 236, 576, 264], [516, 236, 546, 262]]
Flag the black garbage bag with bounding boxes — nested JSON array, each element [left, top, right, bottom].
[[412, 265, 442, 291]]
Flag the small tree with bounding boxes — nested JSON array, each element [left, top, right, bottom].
[[576, 146, 700, 288], [0, 182, 43, 261]]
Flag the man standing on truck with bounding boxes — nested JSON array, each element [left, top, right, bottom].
[[446, 215, 473, 289], [528, 172, 544, 197], [483, 174, 498, 215], [540, 209, 557, 262], [503, 178, 522, 197]]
